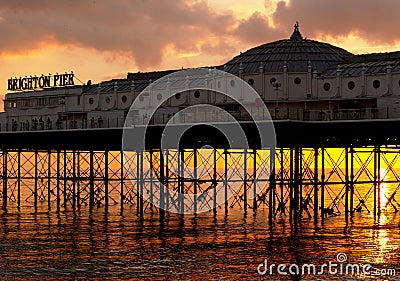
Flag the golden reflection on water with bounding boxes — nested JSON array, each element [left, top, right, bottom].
[[365, 168, 399, 265]]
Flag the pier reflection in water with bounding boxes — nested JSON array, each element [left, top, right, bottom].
[[0, 205, 399, 280]]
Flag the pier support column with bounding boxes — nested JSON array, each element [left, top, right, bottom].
[[2, 150, 8, 211], [268, 154, 275, 224], [120, 151, 124, 214], [77, 151, 81, 210], [253, 149, 258, 211], [105, 150, 109, 214], [159, 149, 165, 221], [278, 148, 285, 216], [213, 149, 217, 215], [148, 149, 153, 211], [224, 148, 228, 215], [89, 151, 94, 208], [165, 149, 170, 212], [298, 147, 303, 217], [177, 149, 183, 214], [313, 148, 319, 223], [138, 150, 143, 218], [17, 150, 21, 210], [289, 148, 294, 218], [345, 147, 349, 220], [72, 150, 76, 211], [243, 149, 248, 213], [321, 148, 325, 221], [350, 147, 354, 215], [47, 150, 51, 211], [56, 150, 60, 212], [193, 148, 197, 214], [34, 150, 38, 210], [374, 146, 378, 218], [377, 146, 381, 216], [293, 147, 300, 223], [63, 150, 67, 209]]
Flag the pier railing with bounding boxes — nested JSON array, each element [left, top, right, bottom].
[[1, 106, 398, 132]]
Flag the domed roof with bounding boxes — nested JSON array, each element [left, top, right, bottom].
[[223, 22, 354, 74]]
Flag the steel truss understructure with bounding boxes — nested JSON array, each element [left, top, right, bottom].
[[1, 147, 399, 221]]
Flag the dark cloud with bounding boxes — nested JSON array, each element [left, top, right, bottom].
[[273, 0, 400, 45], [232, 12, 282, 44], [0, 0, 235, 69], [3, 0, 397, 73]]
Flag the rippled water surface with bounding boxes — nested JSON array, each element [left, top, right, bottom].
[[0, 202, 399, 281]]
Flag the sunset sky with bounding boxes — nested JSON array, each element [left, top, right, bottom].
[[1, 0, 400, 107]]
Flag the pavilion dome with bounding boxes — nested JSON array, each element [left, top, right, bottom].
[[223, 22, 354, 74]]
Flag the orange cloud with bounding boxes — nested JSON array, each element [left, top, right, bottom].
[[273, 0, 400, 45], [0, 0, 235, 69]]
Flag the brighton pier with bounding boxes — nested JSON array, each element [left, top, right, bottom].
[[1, 24, 400, 223]]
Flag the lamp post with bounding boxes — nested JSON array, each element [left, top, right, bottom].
[[272, 81, 281, 119]]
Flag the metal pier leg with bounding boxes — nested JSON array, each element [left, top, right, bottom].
[[289, 148, 294, 218], [314, 148, 319, 223], [160, 149, 165, 221], [34, 150, 38, 211], [299, 148, 303, 217], [345, 147, 349, 220], [224, 148, 228, 215], [377, 146, 381, 215], [72, 150, 76, 211], [293, 147, 300, 223], [77, 151, 81, 210], [56, 150, 60, 212], [268, 150, 275, 224], [136, 151, 140, 214], [177, 149, 183, 214], [138, 150, 143, 218], [165, 149, 170, 212], [279, 148, 284, 215], [253, 149, 257, 211], [272, 149, 276, 214], [149, 150, 154, 211], [374, 146, 377, 218], [17, 150, 21, 210], [120, 151, 124, 214], [321, 149, 325, 221], [213, 149, 217, 215], [2, 150, 8, 211], [48, 150, 51, 211], [350, 147, 354, 215], [193, 148, 198, 214], [243, 149, 248, 212], [89, 151, 94, 208], [105, 150, 109, 214], [63, 150, 67, 209]]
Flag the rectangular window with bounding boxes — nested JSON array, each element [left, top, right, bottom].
[[77, 95, 81, 105]]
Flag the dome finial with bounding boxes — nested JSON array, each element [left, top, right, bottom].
[[290, 21, 303, 41]]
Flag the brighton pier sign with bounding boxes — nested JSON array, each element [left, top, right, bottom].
[[7, 72, 75, 91]]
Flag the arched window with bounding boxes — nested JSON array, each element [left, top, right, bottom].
[[348, 81, 355, 90], [373, 80, 380, 89]]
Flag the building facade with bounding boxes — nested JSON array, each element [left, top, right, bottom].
[[2, 23, 400, 131]]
